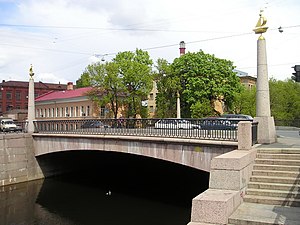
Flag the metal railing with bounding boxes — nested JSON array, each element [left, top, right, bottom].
[[251, 121, 258, 145], [32, 118, 242, 141]]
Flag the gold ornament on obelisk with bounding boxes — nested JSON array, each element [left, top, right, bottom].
[[29, 64, 34, 79], [253, 10, 268, 38]]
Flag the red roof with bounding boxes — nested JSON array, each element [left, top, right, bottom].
[[1, 80, 68, 90], [35, 87, 93, 102]]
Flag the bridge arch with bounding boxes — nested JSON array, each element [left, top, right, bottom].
[[33, 133, 237, 173]]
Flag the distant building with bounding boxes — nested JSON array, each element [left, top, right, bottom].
[[147, 81, 158, 118], [234, 69, 257, 89], [35, 83, 101, 120], [0, 80, 67, 118]]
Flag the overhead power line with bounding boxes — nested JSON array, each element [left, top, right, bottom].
[[2, 23, 299, 33], [0, 23, 229, 33]]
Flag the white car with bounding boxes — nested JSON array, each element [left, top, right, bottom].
[[154, 119, 199, 129]]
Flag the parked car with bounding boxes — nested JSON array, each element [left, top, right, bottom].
[[154, 119, 199, 129], [0, 118, 20, 132], [200, 118, 236, 130], [221, 114, 253, 121], [220, 114, 253, 128], [81, 121, 110, 129]]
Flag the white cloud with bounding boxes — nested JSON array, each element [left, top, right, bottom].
[[0, 0, 299, 84]]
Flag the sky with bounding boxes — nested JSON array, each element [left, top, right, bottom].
[[0, 0, 300, 84]]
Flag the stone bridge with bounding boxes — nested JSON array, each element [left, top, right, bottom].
[[32, 133, 237, 173]]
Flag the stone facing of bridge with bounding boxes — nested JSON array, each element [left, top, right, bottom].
[[0, 132, 238, 187], [32, 133, 238, 173], [0, 134, 44, 187]]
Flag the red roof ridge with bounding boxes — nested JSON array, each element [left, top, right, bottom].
[[35, 90, 55, 100], [35, 86, 93, 102]]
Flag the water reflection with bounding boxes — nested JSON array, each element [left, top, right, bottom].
[[0, 177, 191, 225], [1, 152, 209, 225]]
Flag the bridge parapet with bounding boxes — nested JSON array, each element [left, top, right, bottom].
[[32, 118, 257, 143]]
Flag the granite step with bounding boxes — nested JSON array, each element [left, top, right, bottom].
[[248, 182, 300, 191], [257, 149, 300, 154], [254, 164, 300, 172], [244, 195, 300, 207], [252, 170, 300, 178], [229, 202, 300, 225], [255, 158, 300, 166], [250, 176, 300, 185], [246, 188, 300, 199], [257, 153, 300, 160]]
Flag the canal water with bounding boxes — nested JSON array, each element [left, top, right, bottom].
[[1, 152, 209, 225]]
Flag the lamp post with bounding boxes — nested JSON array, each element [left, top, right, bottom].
[[27, 64, 36, 133]]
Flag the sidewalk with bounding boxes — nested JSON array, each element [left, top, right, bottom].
[[258, 135, 300, 149]]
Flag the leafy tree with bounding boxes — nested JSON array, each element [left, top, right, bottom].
[[190, 99, 212, 118], [171, 50, 242, 118], [80, 61, 125, 119], [269, 78, 300, 120], [80, 49, 154, 119], [113, 49, 153, 118], [232, 86, 256, 117], [76, 71, 92, 88], [154, 58, 180, 118]]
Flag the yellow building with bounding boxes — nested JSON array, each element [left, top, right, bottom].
[[35, 82, 108, 120]]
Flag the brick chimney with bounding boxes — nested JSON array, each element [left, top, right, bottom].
[[67, 82, 74, 90], [179, 41, 186, 56]]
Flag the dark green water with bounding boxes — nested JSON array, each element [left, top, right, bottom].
[[0, 152, 209, 225]]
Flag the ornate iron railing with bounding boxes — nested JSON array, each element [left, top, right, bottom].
[[32, 118, 245, 142]]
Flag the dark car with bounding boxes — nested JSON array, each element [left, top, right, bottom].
[[221, 114, 253, 121], [221, 114, 253, 128], [201, 118, 235, 130], [81, 121, 110, 129]]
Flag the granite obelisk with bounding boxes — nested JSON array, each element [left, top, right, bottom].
[[27, 65, 35, 133], [253, 10, 276, 144]]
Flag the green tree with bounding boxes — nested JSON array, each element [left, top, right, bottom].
[[80, 61, 125, 119], [232, 86, 256, 117], [269, 78, 300, 120], [171, 50, 242, 118], [154, 58, 180, 118], [113, 49, 153, 118], [76, 71, 92, 88]]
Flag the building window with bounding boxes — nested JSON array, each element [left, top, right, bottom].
[[149, 93, 154, 100], [75, 106, 79, 117], [100, 106, 105, 117], [52, 108, 55, 117], [6, 104, 13, 111], [81, 106, 85, 116], [70, 107, 74, 117], [48, 108, 51, 117], [6, 91, 12, 100], [0, 92, 2, 100], [60, 108, 64, 117], [44, 109, 47, 117], [56, 108, 59, 117], [149, 106, 154, 113], [16, 92, 21, 101], [65, 107, 69, 117], [87, 106, 90, 116]]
